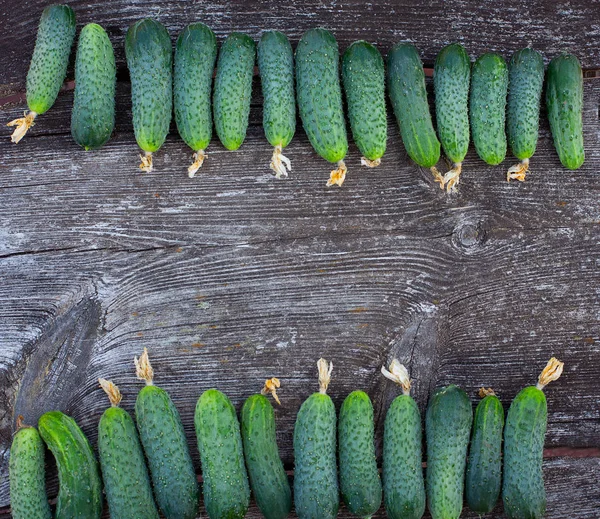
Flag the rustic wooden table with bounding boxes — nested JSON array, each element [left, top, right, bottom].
[[1, 1, 599, 517]]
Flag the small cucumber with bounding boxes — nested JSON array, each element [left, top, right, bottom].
[[503, 358, 564, 519], [38, 410, 103, 519], [258, 30, 296, 178], [338, 390, 382, 519], [546, 54, 585, 170], [71, 23, 116, 150], [174, 23, 217, 177], [426, 384, 473, 519], [134, 349, 200, 519], [98, 379, 159, 519], [241, 378, 292, 519], [9, 417, 51, 519], [296, 28, 349, 187], [465, 388, 504, 514], [470, 53, 508, 166], [195, 389, 250, 519], [293, 359, 339, 519], [342, 40, 387, 168], [213, 32, 255, 151]]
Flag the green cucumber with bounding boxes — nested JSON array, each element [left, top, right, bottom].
[[125, 18, 173, 172], [71, 23, 116, 150], [425, 384, 472, 519], [98, 379, 160, 519], [195, 389, 250, 519], [342, 40, 387, 167], [546, 54, 585, 170], [503, 358, 564, 519], [258, 30, 296, 178], [470, 53, 508, 166], [241, 378, 292, 519], [465, 388, 504, 514], [9, 417, 51, 519], [293, 359, 339, 519], [134, 349, 200, 519], [38, 410, 103, 519], [213, 32, 255, 151], [174, 23, 217, 177], [296, 28, 349, 187]]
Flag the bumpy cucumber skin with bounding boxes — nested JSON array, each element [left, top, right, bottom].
[[506, 48, 544, 161], [26, 5, 76, 115], [502, 386, 548, 519], [433, 43, 471, 163], [465, 394, 504, 514], [258, 31, 296, 149], [195, 389, 250, 519], [470, 53, 509, 165], [125, 19, 173, 153], [296, 28, 348, 163], [387, 43, 440, 168], [71, 23, 116, 150], [135, 385, 199, 519], [174, 23, 217, 152], [338, 391, 382, 518], [546, 53, 585, 169], [213, 33, 256, 151], [342, 41, 387, 162], [425, 385, 473, 519], [9, 426, 51, 519], [294, 392, 339, 519], [241, 394, 292, 519], [38, 411, 103, 519], [383, 394, 425, 519]]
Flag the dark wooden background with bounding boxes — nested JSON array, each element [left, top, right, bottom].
[[1, 0, 599, 517]]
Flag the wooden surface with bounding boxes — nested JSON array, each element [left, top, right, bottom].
[[1, 0, 599, 517]]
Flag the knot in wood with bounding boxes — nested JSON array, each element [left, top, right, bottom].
[[453, 220, 488, 251]]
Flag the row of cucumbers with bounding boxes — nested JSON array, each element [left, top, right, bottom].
[[10, 352, 564, 519], [10, 5, 585, 190]]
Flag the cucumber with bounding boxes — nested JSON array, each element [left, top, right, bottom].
[[546, 54, 585, 170], [258, 30, 296, 178], [174, 23, 217, 177], [506, 48, 544, 181], [8, 5, 75, 143], [296, 28, 349, 187], [470, 52, 508, 166], [9, 417, 51, 519], [425, 384, 472, 519], [134, 349, 200, 519], [381, 360, 425, 519], [71, 23, 116, 150], [213, 32, 255, 151], [293, 358, 339, 519], [125, 18, 173, 172], [241, 378, 292, 519], [38, 410, 103, 519], [465, 388, 504, 514], [195, 388, 250, 519], [342, 40, 387, 168], [98, 378, 160, 519], [502, 358, 564, 519], [338, 390, 382, 519], [433, 43, 471, 191]]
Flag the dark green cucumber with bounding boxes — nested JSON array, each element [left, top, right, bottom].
[[38, 410, 103, 519], [213, 33, 255, 151], [195, 389, 250, 519], [426, 385, 473, 519], [342, 40, 387, 166], [465, 389, 504, 514], [546, 54, 585, 170], [470, 53, 508, 165], [71, 23, 116, 150]]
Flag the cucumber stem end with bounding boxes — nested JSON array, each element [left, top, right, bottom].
[[99, 378, 123, 407], [381, 359, 411, 395], [317, 358, 333, 394], [443, 162, 462, 192], [139, 151, 153, 173], [536, 357, 564, 390], [430, 166, 446, 189], [326, 160, 347, 187], [361, 156, 381, 168], [478, 387, 496, 398], [507, 158, 529, 182], [188, 150, 207, 178], [270, 145, 291, 179], [7, 111, 37, 143], [134, 347, 154, 386], [261, 377, 281, 405]]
